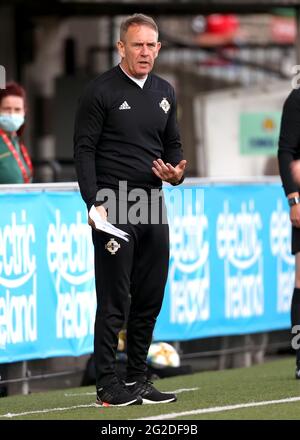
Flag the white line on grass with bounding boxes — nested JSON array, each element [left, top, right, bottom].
[[0, 404, 95, 419], [0, 388, 201, 418], [64, 392, 96, 397], [64, 387, 199, 397], [136, 396, 300, 420], [171, 388, 199, 394], [1, 393, 298, 419]]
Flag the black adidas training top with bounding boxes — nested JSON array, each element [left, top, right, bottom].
[[278, 88, 300, 196], [74, 65, 184, 210]]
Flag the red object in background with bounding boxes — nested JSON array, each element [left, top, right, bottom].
[[271, 16, 296, 43], [206, 14, 240, 35]]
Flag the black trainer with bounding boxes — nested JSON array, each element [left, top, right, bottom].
[[126, 379, 177, 404], [96, 380, 143, 407]]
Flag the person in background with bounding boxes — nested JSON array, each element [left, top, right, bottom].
[[278, 87, 300, 379], [0, 81, 33, 397], [0, 82, 33, 184]]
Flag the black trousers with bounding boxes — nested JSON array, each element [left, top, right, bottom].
[[92, 195, 169, 387]]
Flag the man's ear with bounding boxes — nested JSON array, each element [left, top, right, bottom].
[[117, 40, 125, 58], [155, 42, 161, 58]]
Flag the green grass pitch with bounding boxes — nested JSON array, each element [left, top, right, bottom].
[[1, 356, 300, 420]]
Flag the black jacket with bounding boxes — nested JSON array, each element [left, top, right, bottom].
[[74, 65, 184, 210], [278, 88, 300, 196]]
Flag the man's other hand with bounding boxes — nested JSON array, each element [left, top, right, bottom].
[[152, 158, 187, 184], [88, 205, 107, 229]]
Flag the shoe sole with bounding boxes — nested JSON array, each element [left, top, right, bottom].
[[95, 398, 142, 407], [142, 397, 177, 404]]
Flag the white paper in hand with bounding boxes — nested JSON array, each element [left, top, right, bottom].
[[89, 205, 130, 242]]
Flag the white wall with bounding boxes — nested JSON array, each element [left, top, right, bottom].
[[194, 81, 292, 177]]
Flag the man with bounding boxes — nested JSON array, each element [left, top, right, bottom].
[[278, 87, 300, 379], [74, 14, 186, 406]]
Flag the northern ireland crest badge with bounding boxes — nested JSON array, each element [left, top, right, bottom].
[[159, 98, 170, 114], [105, 238, 121, 255]]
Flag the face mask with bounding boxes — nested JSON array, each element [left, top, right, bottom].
[[0, 113, 25, 132]]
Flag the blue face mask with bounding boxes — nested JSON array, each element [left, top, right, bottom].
[[0, 113, 25, 132]]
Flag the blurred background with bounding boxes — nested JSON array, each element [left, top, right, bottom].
[[2, 0, 299, 181], [1, 0, 300, 396]]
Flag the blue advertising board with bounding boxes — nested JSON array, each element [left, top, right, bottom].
[[157, 183, 293, 340], [0, 182, 293, 363]]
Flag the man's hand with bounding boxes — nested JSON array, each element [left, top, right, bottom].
[[288, 189, 300, 228], [290, 204, 300, 228], [88, 205, 107, 229], [152, 158, 187, 184]]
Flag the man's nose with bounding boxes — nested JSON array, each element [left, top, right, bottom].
[[141, 44, 149, 55]]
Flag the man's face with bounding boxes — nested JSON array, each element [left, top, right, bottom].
[[117, 24, 161, 79]]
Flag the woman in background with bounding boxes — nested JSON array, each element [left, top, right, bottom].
[[0, 82, 33, 184]]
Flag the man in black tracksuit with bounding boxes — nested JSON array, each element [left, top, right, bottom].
[[74, 14, 186, 406]]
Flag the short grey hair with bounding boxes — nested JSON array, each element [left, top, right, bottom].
[[120, 13, 159, 41]]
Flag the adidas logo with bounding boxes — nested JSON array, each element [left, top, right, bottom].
[[119, 101, 131, 110]]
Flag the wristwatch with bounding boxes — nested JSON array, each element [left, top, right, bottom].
[[288, 196, 300, 207]]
